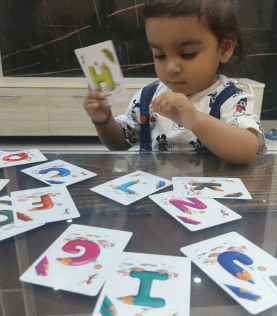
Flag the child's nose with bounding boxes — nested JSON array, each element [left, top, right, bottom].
[[166, 60, 182, 74]]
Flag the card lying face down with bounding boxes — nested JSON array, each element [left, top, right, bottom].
[[11, 187, 80, 227], [21, 159, 97, 186], [173, 177, 252, 199], [181, 232, 277, 314], [149, 191, 241, 231], [92, 252, 191, 316], [75, 40, 129, 106], [20, 224, 133, 296], [0, 196, 43, 241], [91, 171, 172, 205], [0, 150, 47, 168]]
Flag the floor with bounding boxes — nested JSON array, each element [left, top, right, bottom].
[[0, 120, 277, 152]]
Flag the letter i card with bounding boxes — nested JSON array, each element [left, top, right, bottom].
[[181, 232, 277, 314], [92, 252, 191, 316], [149, 191, 241, 231], [74, 40, 129, 105], [20, 224, 133, 296]]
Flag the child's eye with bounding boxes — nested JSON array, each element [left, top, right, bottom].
[[181, 53, 196, 59], [154, 55, 165, 60]]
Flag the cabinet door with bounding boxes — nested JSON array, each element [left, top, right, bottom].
[[0, 88, 49, 135], [47, 88, 135, 136]]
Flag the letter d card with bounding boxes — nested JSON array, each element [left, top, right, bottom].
[[20, 224, 132, 296]]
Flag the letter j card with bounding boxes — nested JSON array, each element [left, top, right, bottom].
[[92, 252, 191, 316], [20, 224, 133, 296], [181, 232, 277, 314]]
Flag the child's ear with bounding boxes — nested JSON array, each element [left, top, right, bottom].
[[220, 36, 237, 64]]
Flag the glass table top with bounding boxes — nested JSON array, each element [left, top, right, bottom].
[[0, 151, 276, 316]]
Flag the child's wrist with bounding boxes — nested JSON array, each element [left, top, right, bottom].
[[92, 109, 112, 126]]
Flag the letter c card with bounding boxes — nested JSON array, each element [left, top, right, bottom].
[[20, 224, 132, 296]]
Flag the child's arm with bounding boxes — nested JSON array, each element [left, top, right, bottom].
[[150, 92, 259, 164], [84, 89, 131, 151], [190, 113, 259, 164]]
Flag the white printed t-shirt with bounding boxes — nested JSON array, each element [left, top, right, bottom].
[[114, 75, 267, 155]]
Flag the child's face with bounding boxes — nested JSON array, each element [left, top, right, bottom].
[[145, 15, 232, 95]]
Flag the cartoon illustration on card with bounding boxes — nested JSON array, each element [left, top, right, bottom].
[[0, 196, 43, 241], [20, 225, 133, 296], [11, 187, 80, 227], [181, 232, 277, 314], [0, 150, 47, 168], [149, 191, 241, 231], [173, 177, 252, 199], [75, 40, 129, 106], [92, 252, 191, 316], [22, 159, 97, 186], [91, 171, 172, 205]]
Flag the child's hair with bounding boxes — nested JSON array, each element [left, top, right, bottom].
[[142, 0, 246, 77]]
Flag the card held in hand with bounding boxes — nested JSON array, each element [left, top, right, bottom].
[[92, 252, 191, 316], [20, 224, 133, 296], [181, 232, 277, 314], [75, 40, 129, 106]]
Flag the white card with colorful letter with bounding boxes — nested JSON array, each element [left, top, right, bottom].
[[20, 224, 133, 296], [0, 196, 43, 241], [149, 191, 241, 231], [21, 159, 97, 186], [173, 177, 252, 199], [91, 171, 172, 205], [74, 40, 129, 106], [92, 252, 191, 316], [181, 232, 277, 314], [11, 186, 80, 227], [0, 149, 47, 168]]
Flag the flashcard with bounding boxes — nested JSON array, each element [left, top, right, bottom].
[[21, 159, 97, 186], [173, 177, 252, 199], [0, 150, 47, 168], [20, 224, 133, 296], [11, 186, 80, 227], [0, 196, 43, 241], [181, 232, 277, 314], [92, 252, 191, 316], [0, 179, 10, 192], [149, 191, 241, 231], [75, 40, 129, 106], [90, 171, 172, 205]]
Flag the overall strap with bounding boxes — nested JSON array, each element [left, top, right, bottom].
[[209, 85, 244, 119], [139, 80, 160, 152]]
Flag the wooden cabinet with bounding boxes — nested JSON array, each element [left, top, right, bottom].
[[0, 78, 265, 136], [0, 87, 49, 136]]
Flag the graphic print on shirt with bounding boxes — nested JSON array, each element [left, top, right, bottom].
[[156, 134, 172, 151], [150, 113, 158, 126], [123, 125, 139, 145], [208, 91, 218, 108], [127, 99, 140, 126], [234, 98, 248, 117], [231, 118, 239, 127], [172, 123, 186, 131], [189, 138, 207, 151]]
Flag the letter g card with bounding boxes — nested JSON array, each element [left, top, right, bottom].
[[20, 224, 132, 296]]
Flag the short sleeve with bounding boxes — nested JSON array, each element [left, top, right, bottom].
[[114, 89, 143, 148], [219, 90, 267, 156]]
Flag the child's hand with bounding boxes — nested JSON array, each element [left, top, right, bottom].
[[149, 92, 199, 130], [84, 87, 112, 124]]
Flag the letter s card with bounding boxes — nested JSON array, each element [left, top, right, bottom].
[[20, 224, 132, 296]]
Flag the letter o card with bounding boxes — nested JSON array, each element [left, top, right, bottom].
[[20, 225, 132, 296], [92, 252, 191, 316]]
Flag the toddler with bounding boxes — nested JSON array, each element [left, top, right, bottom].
[[84, 0, 267, 164]]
